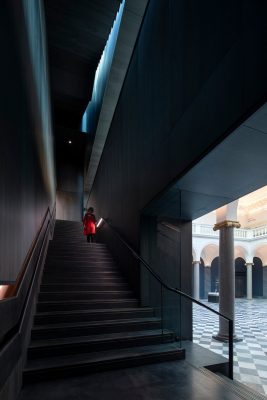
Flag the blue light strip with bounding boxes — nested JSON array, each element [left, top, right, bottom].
[[81, 0, 125, 134]]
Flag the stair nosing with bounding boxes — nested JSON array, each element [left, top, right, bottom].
[[29, 329, 174, 348], [32, 317, 161, 330], [35, 307, 153, 317], [25, 343, 182, 372]]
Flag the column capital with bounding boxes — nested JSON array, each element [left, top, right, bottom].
[[245, 262, 254, 267], [213, 220, 241, 231], [192, 260, 200, 265]]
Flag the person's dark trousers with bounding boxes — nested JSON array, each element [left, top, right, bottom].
[[87, 234, 95, 243]]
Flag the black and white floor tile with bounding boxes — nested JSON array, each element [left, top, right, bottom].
[[193, 299, 267, 395]]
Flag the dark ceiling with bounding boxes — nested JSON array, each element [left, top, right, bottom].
[[44, 0, 121, 131]]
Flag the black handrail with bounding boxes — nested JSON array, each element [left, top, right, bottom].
[[103, 218, 234, 379], [0, 204, 55, 340], [0, 204, 56, 391]]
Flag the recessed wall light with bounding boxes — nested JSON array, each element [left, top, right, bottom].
[[68, 140, 72, 144]]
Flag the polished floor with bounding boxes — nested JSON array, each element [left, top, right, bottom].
[[193, 299, 267, 395], [20, 359, 246, 400]]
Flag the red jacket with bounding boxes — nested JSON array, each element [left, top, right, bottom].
[[83, 212, 96, 235]]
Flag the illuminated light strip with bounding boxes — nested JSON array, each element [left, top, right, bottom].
[[81, 0, 125, 134], [96, 218, 104, 228]]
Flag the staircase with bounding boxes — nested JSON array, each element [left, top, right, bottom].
[[23, 220, 184, 382]]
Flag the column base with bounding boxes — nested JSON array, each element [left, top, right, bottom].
[[212, 333, 242, 343]]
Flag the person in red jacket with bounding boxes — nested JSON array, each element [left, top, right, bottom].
[[83, 207, 96, 243]]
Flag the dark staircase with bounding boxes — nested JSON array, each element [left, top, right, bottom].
[[23, 220, 184, 382]]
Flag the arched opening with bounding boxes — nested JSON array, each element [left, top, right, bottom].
[[253, 257, 263, 297], [235, 257, 246, 298]]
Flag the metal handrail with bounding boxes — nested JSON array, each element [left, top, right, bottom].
[[103, 218, 233, 379], [0, 204, 56, 392]]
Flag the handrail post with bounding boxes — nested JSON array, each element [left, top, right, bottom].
[[228, 319, 233, 380]]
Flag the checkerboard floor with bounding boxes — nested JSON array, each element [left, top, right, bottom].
[[193, 299, 267, 396]]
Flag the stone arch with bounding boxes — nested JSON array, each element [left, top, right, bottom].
[[200, 244, 219, 267], [234, 245, 249, 262], [253, 244, 267, 266]]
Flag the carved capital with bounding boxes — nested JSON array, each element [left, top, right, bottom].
[[192, 260, 200, 265], [245, 263, 254, 267], [213, 220, 241, 231]]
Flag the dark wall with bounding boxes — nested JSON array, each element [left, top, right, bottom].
[[0, 0, 55, 282], [89, 0, 267, 247], [55, 129, 85, 222], [140, 217, 192, 339]]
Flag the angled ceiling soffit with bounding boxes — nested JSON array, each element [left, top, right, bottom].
[[84, 0, 149, 199]]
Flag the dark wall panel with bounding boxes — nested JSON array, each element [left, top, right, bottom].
[[0, 0, 55, 282], [140, 218, 192, 339], [56, 162, 84, 221], [89, 0, 267, 250]]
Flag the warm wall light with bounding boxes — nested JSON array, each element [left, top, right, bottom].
[[96, 218, 104, 228]]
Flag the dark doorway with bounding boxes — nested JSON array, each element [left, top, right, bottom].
[[210, 257, 219, 292], [235, 257, 246, 298], [199, 258, 205, 299], [253, 257, 263, 297]]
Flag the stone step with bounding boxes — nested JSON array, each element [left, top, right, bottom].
[[41, 276, 126, 284], [31, 317, 162, 340], [42, 272, 123, 281], [34, 307, 154, 324], [24, 343, 185, 383], [37, 299, 139, 312], [43, 265, 119, 273], [40, 282, 129, 292], [44, 260, 117, 268], [46, 254, 113, 260], [38, 290, 134, 302], [47, 250, 111, 257], [28, 329, 174, 359]]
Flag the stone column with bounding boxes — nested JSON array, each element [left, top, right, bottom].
[[213, 220, 240, 341], [192, 261, 200, 300], [245, 263, 253, 300], [263, 266, 267, 298]]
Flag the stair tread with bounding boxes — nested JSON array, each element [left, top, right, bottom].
[[38, 299, 137, 305], [35, 307, 153, 316], [25, 223, 181, 381], [29, 329, 173, 348], [33, 317, 161, 330], [41, 283, 127, 287], [39, 290, 133, 294], [25, 343, 182, 371]]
